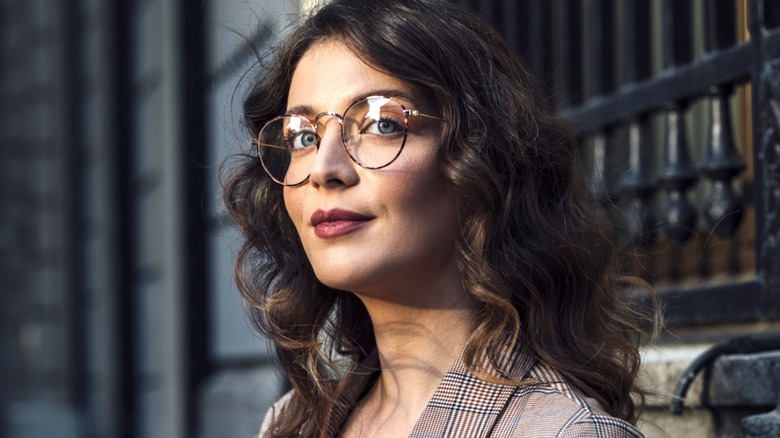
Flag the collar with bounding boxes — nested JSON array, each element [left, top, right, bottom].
[[326, 340, 536, 437]]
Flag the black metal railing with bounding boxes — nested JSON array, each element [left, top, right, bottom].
[[456, 0, 780, 326]]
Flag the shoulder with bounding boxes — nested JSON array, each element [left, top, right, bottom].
[[495, 363, 643, 437], [258, 390, 293, 438], [555, 414, 644, 438]]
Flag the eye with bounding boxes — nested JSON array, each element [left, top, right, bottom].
[[362, 118, 403, 136], [288, 130, 318, 150]]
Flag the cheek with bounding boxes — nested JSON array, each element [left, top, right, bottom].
[[283, 188, 303, 229], [390, 157, 457, 232]]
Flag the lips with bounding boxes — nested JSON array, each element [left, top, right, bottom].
[[311, 208, 374, 238]]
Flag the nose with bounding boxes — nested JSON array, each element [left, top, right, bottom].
[[308, 116, 359, 188]]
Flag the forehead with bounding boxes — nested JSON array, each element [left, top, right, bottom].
[[287, 40, 417, 114]]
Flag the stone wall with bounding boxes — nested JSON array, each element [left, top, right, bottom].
[[639, 334, 780, 437]]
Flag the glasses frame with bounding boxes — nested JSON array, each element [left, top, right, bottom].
[[251, 95, 441, 186]]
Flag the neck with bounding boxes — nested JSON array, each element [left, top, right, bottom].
[[355, 286, 476, 421]]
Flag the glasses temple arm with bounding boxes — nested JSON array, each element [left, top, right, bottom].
[[404, 109, 443, 121], [251, 140, 289, 150]]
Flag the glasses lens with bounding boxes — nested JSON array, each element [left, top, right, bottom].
[[343, 97, 408, 169], [257, 116, 318, 185]]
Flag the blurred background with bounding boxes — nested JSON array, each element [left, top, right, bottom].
[[1, 0, 779, 437]]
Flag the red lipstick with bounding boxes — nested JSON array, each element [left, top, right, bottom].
[[310, 208, 373, 238]]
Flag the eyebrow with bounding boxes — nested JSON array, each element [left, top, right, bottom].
[[284, 88, 421, 117]]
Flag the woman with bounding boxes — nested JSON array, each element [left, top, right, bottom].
[[224, 0, 650, 436]]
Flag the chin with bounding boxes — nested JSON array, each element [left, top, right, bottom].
[[309, 257, 372, 291], [312, 268, 381, 296], [311, 267, 359, 292], [316, 276, 352, 292]]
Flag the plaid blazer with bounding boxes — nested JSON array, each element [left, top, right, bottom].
[[260, 344, 644, 437]]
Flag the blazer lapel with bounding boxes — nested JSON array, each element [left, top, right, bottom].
[[409, 343, 536, 437]]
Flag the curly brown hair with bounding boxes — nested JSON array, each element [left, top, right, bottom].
[[223, 0, 651, 436]]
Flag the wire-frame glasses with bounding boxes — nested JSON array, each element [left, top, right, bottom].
[[252, 95, 440, 186]]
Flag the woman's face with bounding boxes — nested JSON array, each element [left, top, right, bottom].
[[283, 40, 462, 304]]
